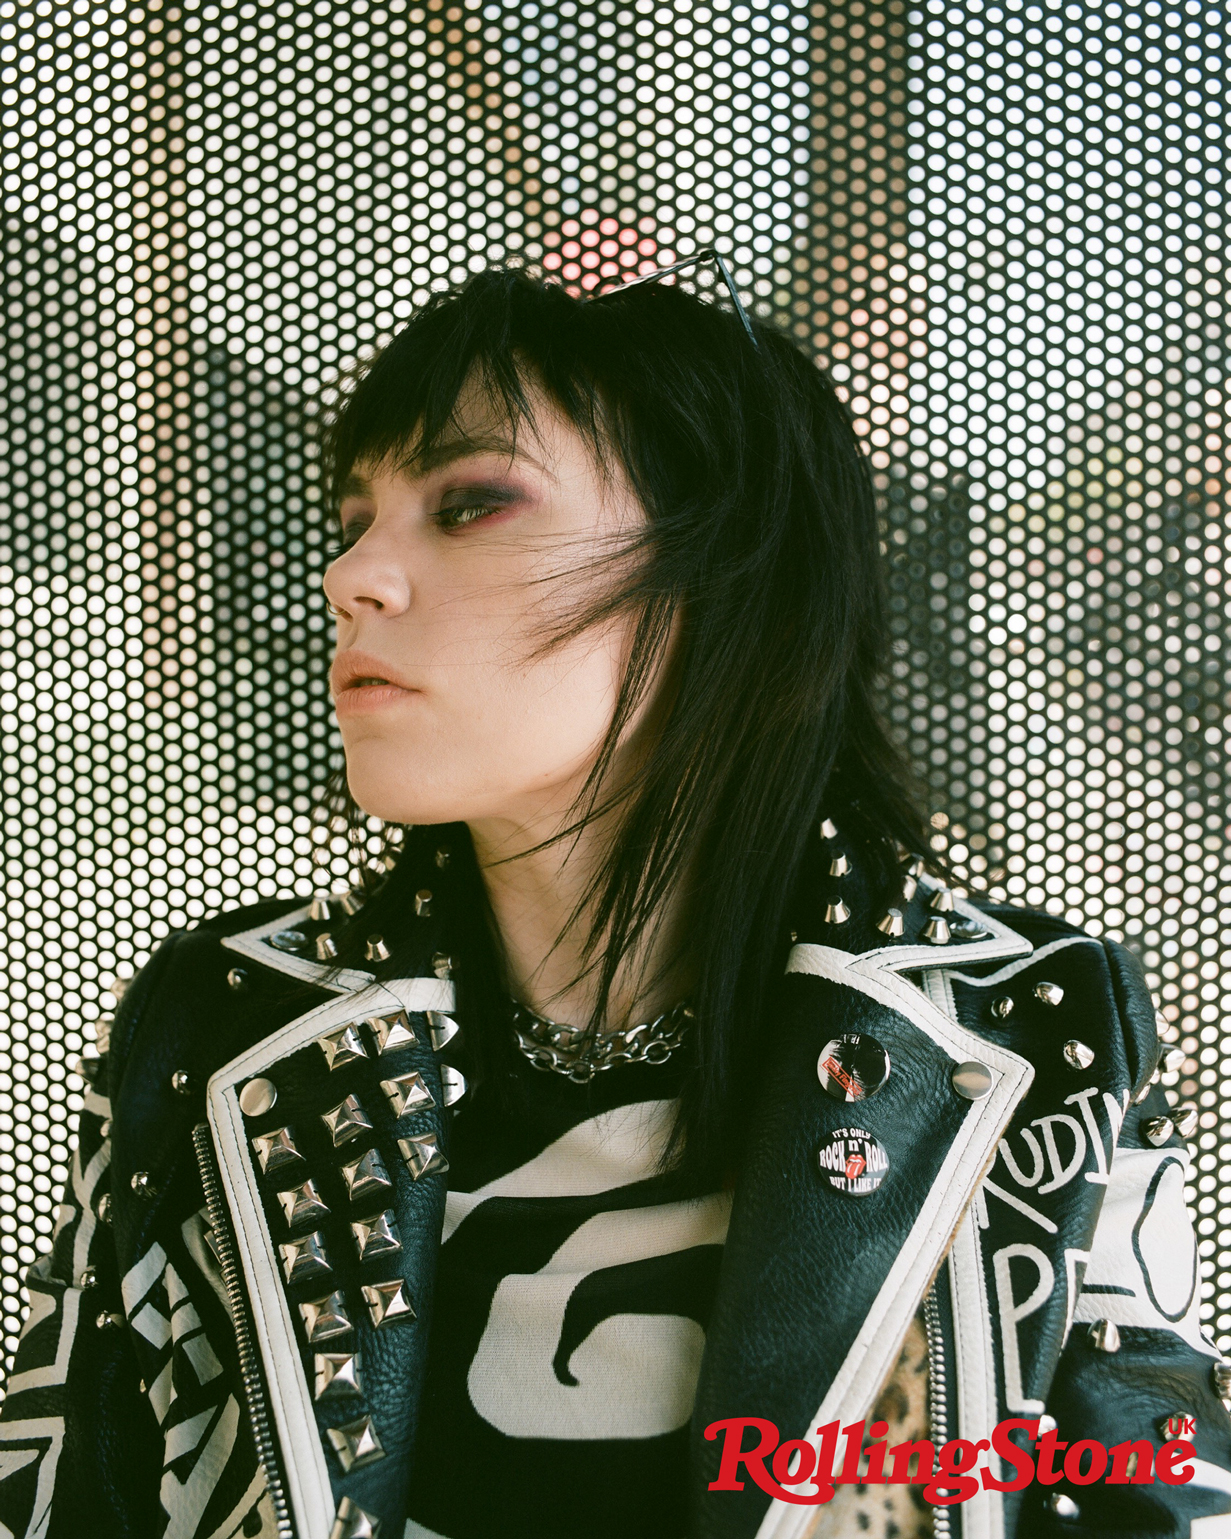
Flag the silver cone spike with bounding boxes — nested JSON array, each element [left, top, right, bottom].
[[829, 854, 850, 877], [876, 909, 904, 937], [922, 916, 950, 944], [819, 817, 837, 839], [1062, 1040, 1095, 1071], [1143, 1115, 1174, 1147], [824, 901, 850, 925], [414, 890, 433, 917], [1034, 981, 1065, 1007], [365, 935, 390, 963], [928, 886, 955, 912], [1174, 1104, 1199, 1139], [1089, 1318, 1121, 1353]]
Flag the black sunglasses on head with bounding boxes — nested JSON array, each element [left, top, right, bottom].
[[592, 247, 758, 348]]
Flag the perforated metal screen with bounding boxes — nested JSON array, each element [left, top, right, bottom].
[[1, 0, 1227, 1370]]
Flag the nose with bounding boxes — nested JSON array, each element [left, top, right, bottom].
[[322, 533, 412, 622]]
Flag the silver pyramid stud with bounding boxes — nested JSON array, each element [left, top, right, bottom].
[[80, 1266, 97, 1289], [352, 1210, 402, 1261], [251, 1127, 303, 1175], [327, 1414, 385, 1472], [365, 935, 390, 963], [399, 1132, 449, 1180], [315, 933, 338, 961], [1174, 1104, 1199, 1139], [1162, 1046, 1186, 1075], [1212, 1362, 1231, 1400], [314, 1351, 362, 1402], [928, 886, 955, 912], [1063, 1040, 1095, 1072], [131, 1171, 157, 1198], [328, 1495, 381, 1539], [340, 1148, 393, 1202], [96, 1311, 124, 1330], [1088, 1318, 1121, 1353], [238, 1076, 278, 1116], [279, 1231, 333, 1285], [440, 1065, 467, 1107], [367, 1009, 417, 1053], [824, 901, 850, 925], [828, 854, 850, 877], [819, 817, 838, 839], [1034, 981, 1065, 1007], [278, 1180, 331, 1229], [1144, 1115, 1175, 1147], [876, 909, 904, 937], [901, 874, 918, 903], [170, 1069, 191, 1095], [362, 1278, 416, 1328], [414, 889, 433, 917], [318, 1024, 369, 1071], [309, 895, 332, 922], [227, 967, 249, 992], [427, 1012, 461, 1052], [992, 996, 1014, 1019], [435, 847, 451, 868], [1046, 1493, 1079, 1519], [922, 916, 951, 944], [381, 1070, 435, 1118], [321, 1095, 373, 1147], [432, 952, 453, 979], [299, 1291, 351, 1343]]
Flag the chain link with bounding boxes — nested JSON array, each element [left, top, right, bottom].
[[511, 1000, 694, 1083]]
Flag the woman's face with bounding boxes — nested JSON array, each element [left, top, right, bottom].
[[323, 380, 648, 834]]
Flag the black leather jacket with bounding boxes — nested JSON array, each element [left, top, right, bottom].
[[1, 828, 1228, 1539]]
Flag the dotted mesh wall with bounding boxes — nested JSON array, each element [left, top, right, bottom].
[[1, 0, 1227, 1371]]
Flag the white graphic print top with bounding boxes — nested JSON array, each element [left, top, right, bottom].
[[404, 1047, 731, 1539]]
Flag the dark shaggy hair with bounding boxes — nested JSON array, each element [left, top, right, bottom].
[[317, 266, 929, 1179]]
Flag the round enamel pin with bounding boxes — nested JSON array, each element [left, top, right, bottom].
[[817, 1127, 890, 1196], [816, 1033, 890, 1102]]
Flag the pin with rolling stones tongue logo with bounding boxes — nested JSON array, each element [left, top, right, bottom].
[[816, 1033, 890, 1101], [817, 1127, 889, 1196]]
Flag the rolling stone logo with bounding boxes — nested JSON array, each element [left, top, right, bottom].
[[816, 1128, 889, 1196]]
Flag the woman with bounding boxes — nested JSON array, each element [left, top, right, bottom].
[[0, 267, 1225, 1539]]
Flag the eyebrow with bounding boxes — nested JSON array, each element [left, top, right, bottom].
[[340, 433, 550, 500]]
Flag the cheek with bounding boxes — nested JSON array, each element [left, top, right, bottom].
[[340, 625, 627, 823]]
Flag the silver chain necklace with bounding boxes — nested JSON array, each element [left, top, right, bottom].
[[511, 999, 694, 1083]]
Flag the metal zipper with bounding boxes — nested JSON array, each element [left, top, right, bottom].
[[193, 1121, 296, 1539], [924, 1282, 952, 1539]]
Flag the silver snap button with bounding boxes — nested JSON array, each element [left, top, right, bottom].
[[952, 1061, 994, 1100], [238, 1077, 278, 1117]]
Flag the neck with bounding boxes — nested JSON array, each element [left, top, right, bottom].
[[467, 785, 687, 1034]]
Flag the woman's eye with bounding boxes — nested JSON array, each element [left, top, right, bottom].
[[327, 524, 367, 557], [436, 501, 501, 530]]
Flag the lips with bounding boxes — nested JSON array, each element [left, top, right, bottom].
[[330, 650, 417, 697]]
